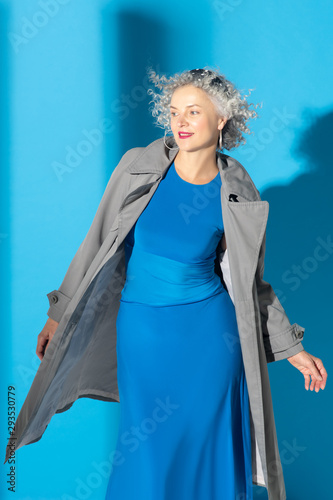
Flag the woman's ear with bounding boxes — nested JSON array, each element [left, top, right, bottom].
[[218, 116, 228, 130]]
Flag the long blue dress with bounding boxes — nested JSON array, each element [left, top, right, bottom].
[[105, 161, 253, 500]]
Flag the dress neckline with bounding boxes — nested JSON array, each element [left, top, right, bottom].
[[172, 162, 220, 186]]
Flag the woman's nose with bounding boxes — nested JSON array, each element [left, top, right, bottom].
[[177, 114, 188, 127]]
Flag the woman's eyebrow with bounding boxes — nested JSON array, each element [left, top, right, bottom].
[[170, 104, 202, 109]]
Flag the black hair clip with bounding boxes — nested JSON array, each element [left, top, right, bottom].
[[189, 68, 224, 88]]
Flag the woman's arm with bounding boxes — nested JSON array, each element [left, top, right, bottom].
[[256, 233, 327, 390], [219, 232, 327, 390], [220, 229, 305, 360], [256, 231, 305, 362]]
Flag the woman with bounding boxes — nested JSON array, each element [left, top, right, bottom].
[[4, 68, 327, 500]]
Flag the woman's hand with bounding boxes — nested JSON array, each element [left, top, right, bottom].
[[36, 318, 59, 361], [287, 350, 327, 392]]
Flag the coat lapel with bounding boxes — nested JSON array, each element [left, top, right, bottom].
[[221, 194, 269, 302]]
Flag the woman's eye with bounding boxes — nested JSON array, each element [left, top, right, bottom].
[[170, 110, 198, 117]]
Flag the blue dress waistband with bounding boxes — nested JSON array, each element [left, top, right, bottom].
[[121, 242, 225, 306]]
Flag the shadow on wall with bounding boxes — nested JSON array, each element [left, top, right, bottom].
[[259, 109, 333, 499], [115, 11, 167, 155], [261, 108, 333, 347], [101, 10, 168, 189]]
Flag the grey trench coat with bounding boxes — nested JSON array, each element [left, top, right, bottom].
[[4, 136, 305, 500]]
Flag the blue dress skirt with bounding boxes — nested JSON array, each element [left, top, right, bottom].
[[105, 162, 253, 500]]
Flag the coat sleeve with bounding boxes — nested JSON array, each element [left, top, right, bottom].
[[46, 147, 140, 323], [256, 231, 306, 363]]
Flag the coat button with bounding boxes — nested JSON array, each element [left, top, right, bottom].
[[51, 295, 58, 304], [296, 330, 304, 339]]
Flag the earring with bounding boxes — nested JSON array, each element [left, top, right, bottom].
[[218, 129, 223, 151], [164, 130, 179, 151]]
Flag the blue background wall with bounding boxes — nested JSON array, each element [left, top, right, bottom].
[[1, 0, 332, 498]]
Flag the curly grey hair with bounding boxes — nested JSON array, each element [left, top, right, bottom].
[[146, 66, 262, 151]]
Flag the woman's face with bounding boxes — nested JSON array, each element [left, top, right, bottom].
[[169, 84, 225, 153]]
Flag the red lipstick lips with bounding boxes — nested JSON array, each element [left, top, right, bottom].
[[178, 132, 193, 139]]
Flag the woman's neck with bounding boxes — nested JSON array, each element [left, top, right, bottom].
[[173, 147, 219, 183]]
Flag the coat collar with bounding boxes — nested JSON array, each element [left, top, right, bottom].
[[126, 136, 179, 174]]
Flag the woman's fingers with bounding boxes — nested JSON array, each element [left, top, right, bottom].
[[288, 351, 327, 392], [36, 331, 49, 360], [36, 319, 59, 361], [303, 356, 327, 391]]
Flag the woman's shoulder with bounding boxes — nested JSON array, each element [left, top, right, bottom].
[[218, 152, 261, 202], [116, 137, 165, 170], [118, 146, 146, 165]]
